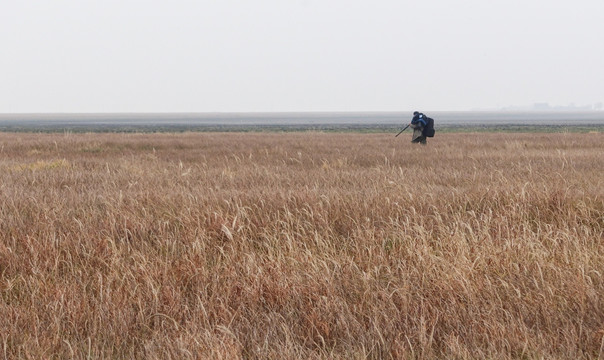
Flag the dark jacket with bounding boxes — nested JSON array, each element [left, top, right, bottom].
[[411, 113, 427, 127]]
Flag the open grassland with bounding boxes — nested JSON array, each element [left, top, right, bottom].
[[0, 132, 603, 359]]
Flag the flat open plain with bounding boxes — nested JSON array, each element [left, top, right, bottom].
[[0, 132, 603, 359]]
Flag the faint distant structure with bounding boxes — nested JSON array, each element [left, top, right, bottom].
[[533, 102, 550, 110], [595, 102, 603, 110]]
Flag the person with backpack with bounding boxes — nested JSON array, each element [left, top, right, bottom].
[[409, 111, 435, 144]]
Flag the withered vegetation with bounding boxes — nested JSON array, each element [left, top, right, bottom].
[[0, 132, 603, 359]]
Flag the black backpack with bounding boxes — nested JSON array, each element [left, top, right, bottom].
[[422, 117, 435, 137]]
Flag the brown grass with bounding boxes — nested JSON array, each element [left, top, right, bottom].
[[0, 132, 603, 359]]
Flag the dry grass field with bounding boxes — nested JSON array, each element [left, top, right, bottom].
[[0, 131, 603, 359]]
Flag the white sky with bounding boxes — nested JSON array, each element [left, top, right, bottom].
[[1, 0, 603, 112]]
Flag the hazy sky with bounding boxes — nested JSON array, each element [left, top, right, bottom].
[[2, 0, 603, 112]]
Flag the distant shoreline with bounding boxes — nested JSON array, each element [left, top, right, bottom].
[[0, 111, 603, 132]]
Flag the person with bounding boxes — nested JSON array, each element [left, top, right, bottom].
[[409, 111, 427, 145]]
